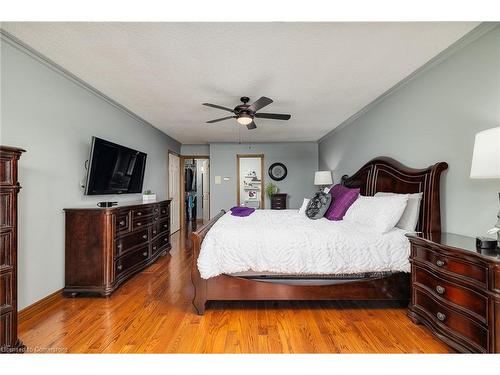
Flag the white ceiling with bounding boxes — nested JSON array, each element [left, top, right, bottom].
[[2, 22, 478, 144]]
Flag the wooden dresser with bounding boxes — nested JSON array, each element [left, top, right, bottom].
[[407, 232, 500, 353], [0, 146, 25, 353], [270, 193, 287, 210], [64, 200, 171, 297]]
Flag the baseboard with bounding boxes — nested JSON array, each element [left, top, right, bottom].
[[18, 289, 63, 323]]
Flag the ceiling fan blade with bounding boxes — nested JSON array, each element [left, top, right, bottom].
[[247, 96, 273, 112], [202, 103, 234, 112], [255, 113, 291, 120], [206, 116, 235, 123], [246, 121, 257, 130]]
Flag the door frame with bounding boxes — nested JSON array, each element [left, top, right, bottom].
[[168, 150, 180, 234], [180, 155, 210, 227], [236, 154, 265, 209]]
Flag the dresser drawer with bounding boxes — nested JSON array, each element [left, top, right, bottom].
[[413, 288, 488, 352], [132, 207, 154, 219], [159, 203, 169, 217], [115, 245, 149, 278], [115, 228, 149, 257], [157, 218, 169, 235], [151, 233, 170, 257], [413, 266, 488, 322], [115, 212, 130, 234], [0, 271, 13, 310], [412, 245, 487, 287], [0, 231, 13, 269], [132, 216, 153, 229]]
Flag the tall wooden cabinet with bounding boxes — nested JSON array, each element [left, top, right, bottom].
[[0, 146, 25, 353]]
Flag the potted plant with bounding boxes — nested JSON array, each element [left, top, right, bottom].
[[142, 189, 156, 202], [265, 182, 278, 200]]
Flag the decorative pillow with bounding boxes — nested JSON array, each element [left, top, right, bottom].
[[375, 192, 423, 231], [305, 192, 332, 220], [298, 198, 310, 215], [324, 184, 360, 221], [343, 195, 409, 233]]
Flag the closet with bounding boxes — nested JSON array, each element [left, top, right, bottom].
[[182, 157, 210, 224]]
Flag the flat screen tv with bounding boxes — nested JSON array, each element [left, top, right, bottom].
[[84, 137, 147, 195]]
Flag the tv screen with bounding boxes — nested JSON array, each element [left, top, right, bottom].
[[84, 137, 147, 195]]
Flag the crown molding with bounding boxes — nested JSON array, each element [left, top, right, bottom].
[[318, 22, 500, 144], [0, 28, 181, 146]]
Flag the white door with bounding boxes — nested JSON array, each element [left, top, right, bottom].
[[201, 159, 210, 222], [168, 153, 180, 233]]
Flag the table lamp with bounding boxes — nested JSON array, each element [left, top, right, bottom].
[[314, 171, 333, 191], [470, 126, 500, 249]]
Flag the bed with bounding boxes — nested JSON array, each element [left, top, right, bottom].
[[191, 157, 448, 314]]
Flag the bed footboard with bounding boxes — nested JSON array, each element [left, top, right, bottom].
[[191, 210, 226, 314]]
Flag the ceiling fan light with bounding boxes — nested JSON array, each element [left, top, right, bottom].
[[236, 115, 253, 126]]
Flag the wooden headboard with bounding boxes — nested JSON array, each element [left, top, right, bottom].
[[341, 157, 448, 233]]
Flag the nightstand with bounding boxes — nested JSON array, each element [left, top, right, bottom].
[[406, 232, 500, 353], [270, 193, 287, 210]]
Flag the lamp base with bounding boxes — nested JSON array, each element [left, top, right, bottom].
[[476, 237, 498, 250]]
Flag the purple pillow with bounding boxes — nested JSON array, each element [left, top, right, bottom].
[[324, 184, 360, 221]]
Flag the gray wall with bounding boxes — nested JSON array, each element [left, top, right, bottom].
[[210, 142, 318, 214], [318, 26, 500, 238], [1, 38, 181, 309], [181, 144, 210, 156]]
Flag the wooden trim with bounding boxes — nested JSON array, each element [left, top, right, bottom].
[[180, 155, 210, 227], [167, 152, 180, 234], [18, 289, 63, 323], [236, 154, 265, 209]]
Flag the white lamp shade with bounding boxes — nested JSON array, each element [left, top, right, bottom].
[[314, 171, 333, 185], [470, 127, 500, 179]]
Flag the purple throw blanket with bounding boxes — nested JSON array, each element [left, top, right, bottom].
[[230, 206, 255, 217]]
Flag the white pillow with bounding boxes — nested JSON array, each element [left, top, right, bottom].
[[298, 198, 310, 215], [343, 195, 408, 233], [375, 192, 423, 231]]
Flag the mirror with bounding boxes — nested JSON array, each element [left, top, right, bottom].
[[237, 154, 264, 209]]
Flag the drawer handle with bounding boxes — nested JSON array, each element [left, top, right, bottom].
[[436, 285, 445, 295], [142, 234, 148, 239], [142, 251, 148, 257], [436, 312, 446, 322], [164, 238, 168, 242], [117, 243, 122, 248], [153, 230, 157, 235], [117, 264, 123, 271], [154, 218, 158, 221], [153, 246, 157, 250], [163, 224, 168, 228], [137, 212, 142, 216], [161, 210, 166, 214], [119, 220, 126, 226], [436, 260, 445, 267], [137, 222, 142, 226]]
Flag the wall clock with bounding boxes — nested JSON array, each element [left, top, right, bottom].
[[268, 162, 287, 181]]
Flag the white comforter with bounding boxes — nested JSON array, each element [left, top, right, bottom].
[[197, 210, 411, 279]]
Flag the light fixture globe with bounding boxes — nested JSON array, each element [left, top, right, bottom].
[[236, 114, 253, 126]]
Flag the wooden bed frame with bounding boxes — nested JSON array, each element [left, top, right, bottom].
[[191, 157, 448, 314]]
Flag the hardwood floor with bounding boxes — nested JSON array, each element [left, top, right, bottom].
[[18, 222, 453, 353]]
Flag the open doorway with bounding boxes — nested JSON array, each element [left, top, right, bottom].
[[181, 156, 210, 226], [237, 154, 264, 209]]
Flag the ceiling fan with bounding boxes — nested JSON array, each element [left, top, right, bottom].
[[202, 96, 291, 130]]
